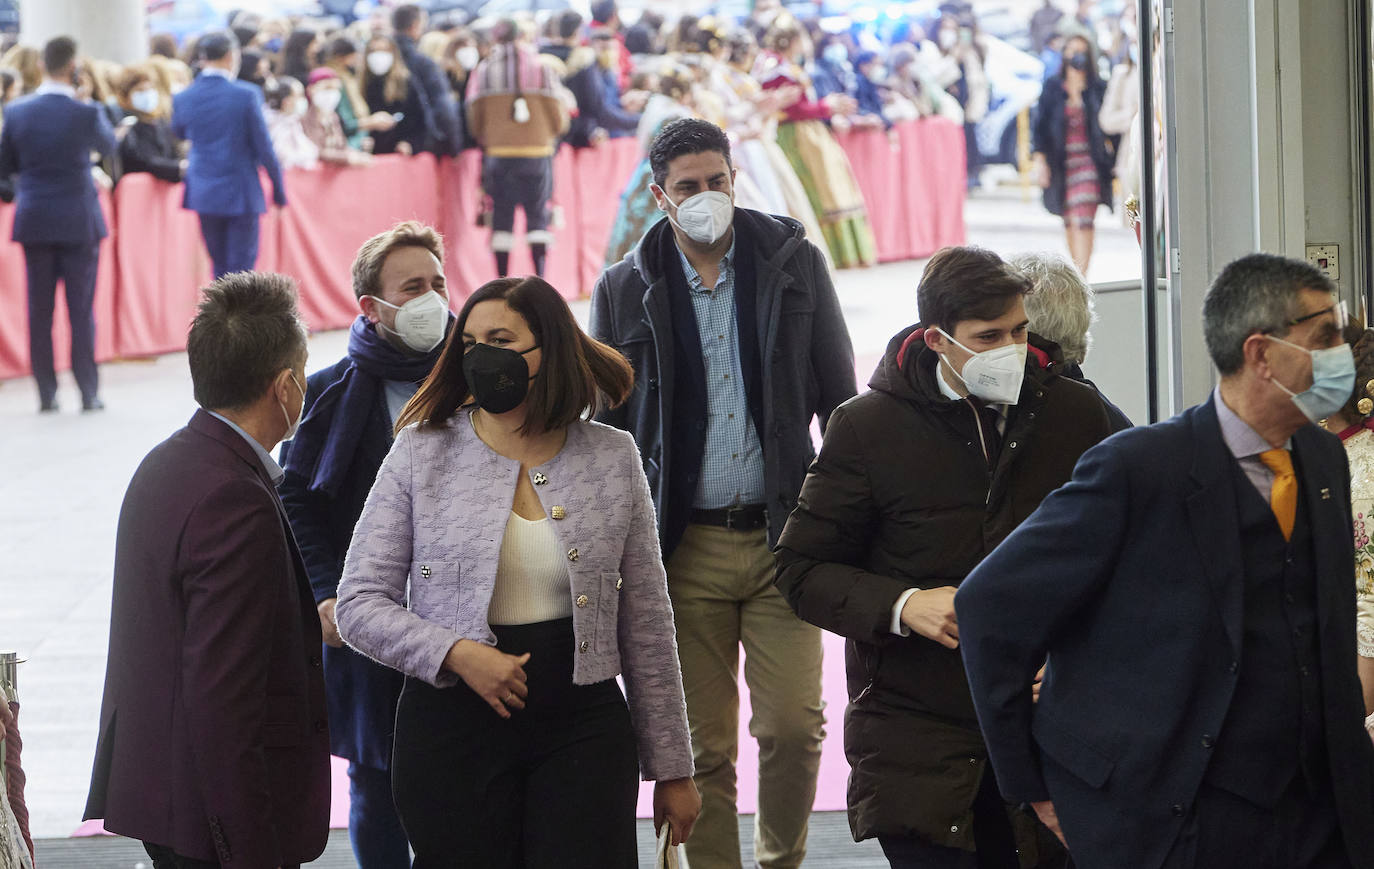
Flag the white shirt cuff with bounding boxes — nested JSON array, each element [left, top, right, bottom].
[[891, 588, 920, 636]]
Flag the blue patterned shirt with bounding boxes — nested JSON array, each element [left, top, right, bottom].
[[677, 241, 766, 508]]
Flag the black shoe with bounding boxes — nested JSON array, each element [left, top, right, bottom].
[[81, 397, 105, 412], [39, 399, 59, 413]]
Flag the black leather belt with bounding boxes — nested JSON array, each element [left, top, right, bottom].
[[689, 504, 769, 531]]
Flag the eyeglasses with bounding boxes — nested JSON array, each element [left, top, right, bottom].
[[1283, 300, 1349, 329]]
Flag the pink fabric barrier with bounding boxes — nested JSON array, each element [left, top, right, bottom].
[[279, 154, 443, 331], [568, 137, 641, 292], [0, 191, 119, 381], [0, 121, 965, 380], [842, 117, 967, 263], [113, 173, 283, 359], [440, 147, 583, 302]]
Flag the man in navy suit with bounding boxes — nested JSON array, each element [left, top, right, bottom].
[[0, 36, 113, 412], [172, 30, 286, 279], [956, 254, 1374, 869], [86, 272, 330, 869]]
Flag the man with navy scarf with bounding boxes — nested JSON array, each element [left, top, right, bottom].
[[279, 221, 452, 869]]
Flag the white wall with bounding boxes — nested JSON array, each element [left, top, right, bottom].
[[18, 0, 147, 66]]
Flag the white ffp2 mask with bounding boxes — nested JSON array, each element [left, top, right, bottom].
[[659, 189, 735, 245], [369, 291, 450, 354], [936, 328, 1028, 405]]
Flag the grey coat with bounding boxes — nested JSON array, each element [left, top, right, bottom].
[[589, 209, 857, 557], [335, 412, 694, 781]]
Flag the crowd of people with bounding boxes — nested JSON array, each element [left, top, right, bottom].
[[77, 122, 1374, 868], [16, 5, 1374, 869], [0, 0, 1145, 274]]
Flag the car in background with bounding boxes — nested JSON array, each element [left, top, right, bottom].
[[0, 0, 18, 35]]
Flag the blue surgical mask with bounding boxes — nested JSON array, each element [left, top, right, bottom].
[[1266, 336, 1355, 422]]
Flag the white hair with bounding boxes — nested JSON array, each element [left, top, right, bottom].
[[1012, 252, 1094, 364]]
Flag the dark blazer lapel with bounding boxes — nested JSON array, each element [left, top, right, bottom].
[[640, 274, 676, 467], [1292, 426, 1352, 633], [1184, 398, 1245, 657]]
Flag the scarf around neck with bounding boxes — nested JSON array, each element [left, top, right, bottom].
[[284, 315, 447, 495]]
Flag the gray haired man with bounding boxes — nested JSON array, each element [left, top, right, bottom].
[[1012, 252, 1130, 428]]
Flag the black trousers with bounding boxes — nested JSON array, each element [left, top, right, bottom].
[[143, 842, 300, 869], [23, 241, 99, 404], [391, 618, 640, 869], [481, 156, 553, 239], [878, 767, 1020, 869], [1162, 777, 1351, 869]]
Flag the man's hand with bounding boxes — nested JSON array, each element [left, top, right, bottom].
[[900, 587, 959, 648], [653, 777, 701, 846], [444, 639, 529, 719], [1031, 800, 1066, 846], [1032, 664, 1046, 703], [317, 598, 343, 648]]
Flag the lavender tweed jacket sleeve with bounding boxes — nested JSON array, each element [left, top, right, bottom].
[[333, 424, 461, 688], [335, 416, 694, 781]]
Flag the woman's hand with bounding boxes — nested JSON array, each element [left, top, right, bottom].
[[363, 111, 397, 132], [443, 639, 529, 719], [653, 777, 701, 846], [1032, 153, 1050, 189], [396, 140, 414, 156]]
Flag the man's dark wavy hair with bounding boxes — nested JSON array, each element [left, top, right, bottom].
[[648, 118, 732, 188]]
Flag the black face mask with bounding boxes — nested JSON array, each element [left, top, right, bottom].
[[1067, 52, 1090, 71], [462, 342, 540, 414]]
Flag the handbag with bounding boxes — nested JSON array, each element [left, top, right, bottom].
[[656, 822, 683, 869]]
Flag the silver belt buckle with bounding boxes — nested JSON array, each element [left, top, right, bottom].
[[724, 506, 742, 530]]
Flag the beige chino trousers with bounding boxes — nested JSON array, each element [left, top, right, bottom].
[[666, 524, 826, 869]]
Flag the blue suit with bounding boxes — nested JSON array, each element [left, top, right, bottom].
[[172, 72, 285, 278], [955, 399, 1374, 869], [0, 89, 114, 405]]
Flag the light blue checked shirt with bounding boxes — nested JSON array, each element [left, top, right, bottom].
[[677, 241, 766, 509]]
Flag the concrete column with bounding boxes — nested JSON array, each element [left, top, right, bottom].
[[18, 0, 146, 66]]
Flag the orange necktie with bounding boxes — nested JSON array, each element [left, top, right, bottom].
[[1258, 448, 1297, 541]]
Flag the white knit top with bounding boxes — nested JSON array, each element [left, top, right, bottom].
[[487, 512, 574, 625]]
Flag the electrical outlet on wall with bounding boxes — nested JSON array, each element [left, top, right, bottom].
[[1306, 244, 1340, 281]]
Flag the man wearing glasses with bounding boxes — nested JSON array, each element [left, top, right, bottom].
[[956, 254, 1374, 869]]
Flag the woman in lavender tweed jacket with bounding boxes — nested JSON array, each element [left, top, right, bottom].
[[335, 276, 699, 866]]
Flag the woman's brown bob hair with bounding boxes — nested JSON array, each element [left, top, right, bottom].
[[394, 276, 634, 435]]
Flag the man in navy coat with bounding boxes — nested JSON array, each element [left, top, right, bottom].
[[172, 30, 286, 280], [956, 254, 1374, 869], [0, 36, 113, 412], [279, 221, 451, 868]]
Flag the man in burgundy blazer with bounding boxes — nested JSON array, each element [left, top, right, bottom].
[[84, 273, 330, 869]]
